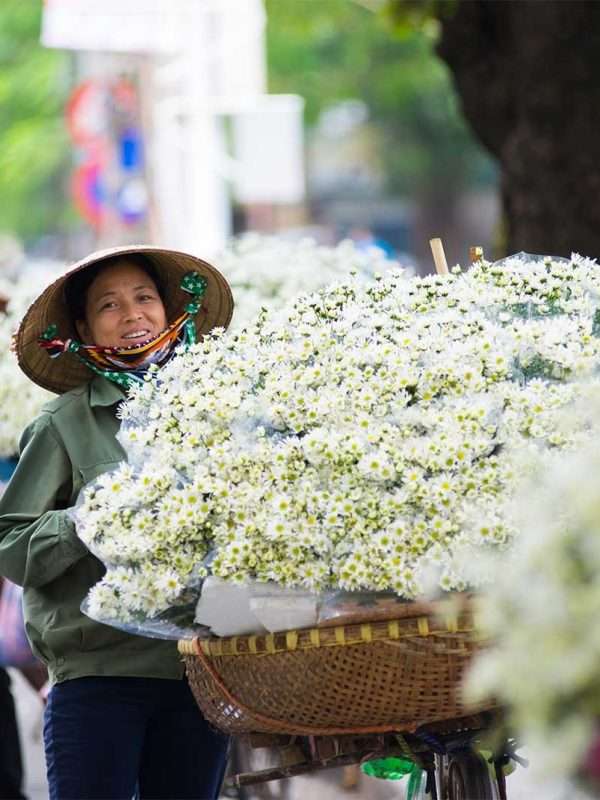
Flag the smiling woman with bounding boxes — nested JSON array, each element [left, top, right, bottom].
[[64, 254, 167, 348], [0, 245, 234, 800], [72, 258, 167, 348]]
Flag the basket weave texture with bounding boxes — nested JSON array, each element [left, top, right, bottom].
[[179, 600, 492, 736]]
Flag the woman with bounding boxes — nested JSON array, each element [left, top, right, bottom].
[[0, 246, 234, 800]]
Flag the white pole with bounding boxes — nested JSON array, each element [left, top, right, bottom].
[[146, 2, 229, 255], [178, 2, 228, 255], [147, 0, 268, 256]]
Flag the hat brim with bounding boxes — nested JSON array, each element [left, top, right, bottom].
[[16, 245, 234, 394]]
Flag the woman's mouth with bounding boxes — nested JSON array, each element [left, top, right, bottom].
[[121, 329, 152, 343]]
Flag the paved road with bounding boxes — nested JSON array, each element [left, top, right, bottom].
[[11, 669, 585, 800]]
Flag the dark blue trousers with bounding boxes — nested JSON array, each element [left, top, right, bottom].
[[44, 676, 229, 800]]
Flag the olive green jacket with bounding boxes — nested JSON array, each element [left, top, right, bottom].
[[0, 376, 183, 685]]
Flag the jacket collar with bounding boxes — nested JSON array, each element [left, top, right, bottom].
[[89, 375, 126, 408]]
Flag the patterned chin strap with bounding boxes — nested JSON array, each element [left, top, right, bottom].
[[38, 271, 207, 390]]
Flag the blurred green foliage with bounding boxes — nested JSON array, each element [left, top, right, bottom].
[[384, 0, 458, 36], [0, 0, 495, 240], [0, 1, 71, 240], [265, 0, 495, 198]]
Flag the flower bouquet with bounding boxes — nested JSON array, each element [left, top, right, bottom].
[[468, 398, 600, 796], [73, 251, 600, 734]]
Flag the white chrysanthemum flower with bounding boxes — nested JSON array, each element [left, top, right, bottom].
[[74, 252, 600, 632], [216, 233, 400, 331], [468, 389, 600, 784]]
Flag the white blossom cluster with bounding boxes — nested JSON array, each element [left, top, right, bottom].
[[217, 233, 399, 330], [75, 252, 600, 626], [468, 397, 600, 784], [0, 270, 56, 459]]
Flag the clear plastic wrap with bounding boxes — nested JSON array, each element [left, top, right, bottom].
[[81, 594, 210, 641], [64, 253, 600, 643], [71, 472, 211, 640], [194, 576, 321, 636], [317, 590, 427, 627]]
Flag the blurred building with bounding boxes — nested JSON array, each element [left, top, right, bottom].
[[42, 0, 305, 257]]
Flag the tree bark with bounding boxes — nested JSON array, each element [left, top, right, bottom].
[[435, 0, 600, 258]]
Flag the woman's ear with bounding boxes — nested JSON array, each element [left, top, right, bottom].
[[75, 319, 92, 344]]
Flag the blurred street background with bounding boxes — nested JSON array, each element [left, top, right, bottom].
[[0, 0, 500, 278], [3, 1, 600, 798]]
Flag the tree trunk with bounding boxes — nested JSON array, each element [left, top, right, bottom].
[[435, 0, 600, 258]]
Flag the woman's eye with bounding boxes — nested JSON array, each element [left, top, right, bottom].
[[100, 301, 117, 311]]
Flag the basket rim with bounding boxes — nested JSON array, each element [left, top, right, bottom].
[[178, 603, 480, 659]]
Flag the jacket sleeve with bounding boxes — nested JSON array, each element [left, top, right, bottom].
[[0, 416, 88, 588]]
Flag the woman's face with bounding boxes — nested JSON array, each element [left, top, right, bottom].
[[76, 259, 168, 348]]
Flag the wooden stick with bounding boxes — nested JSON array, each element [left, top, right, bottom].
[[469, 245, 483, 264], [429, 238, 449, 275], [227, 750, 389, 787]]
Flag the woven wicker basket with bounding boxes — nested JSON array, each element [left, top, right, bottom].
[[178, 597, 492, 737]]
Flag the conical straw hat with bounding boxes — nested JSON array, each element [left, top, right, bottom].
[[15, 245, 234, 394]]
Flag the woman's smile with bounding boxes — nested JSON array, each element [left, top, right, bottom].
[[120, 328, 154, 344]]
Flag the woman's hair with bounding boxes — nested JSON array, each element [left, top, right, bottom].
[[64, 253, 165, 326]]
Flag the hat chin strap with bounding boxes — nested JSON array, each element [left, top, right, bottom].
[[38, 271, 208, 391]]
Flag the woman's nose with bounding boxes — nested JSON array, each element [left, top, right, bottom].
[[122, 304, 143, 322]]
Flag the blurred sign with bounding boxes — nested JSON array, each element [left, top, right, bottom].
[[42, 0, 266, 90], [65, 80, 107, 144], [42, 0, 185, 53], [232, 95, 305, 204], [71, 159, 106, 227], [66, 77, 148, 229]]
